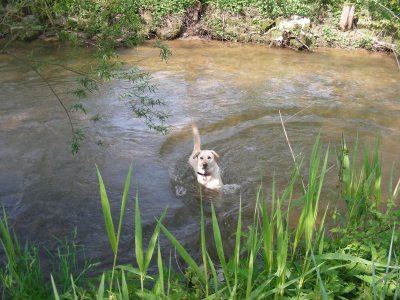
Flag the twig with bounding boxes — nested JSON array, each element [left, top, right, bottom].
[[285, 103, 314, 122], [6, 52, 75, 136], [279, 110, 306, 191], [41, 62, 93, 78], [295, 35, 312, 51], [393, 176, 400, 199], [174, 247, 184, 275], [394, 50, 400, 71]]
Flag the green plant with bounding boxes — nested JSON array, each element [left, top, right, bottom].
[[337, 136, 382, 225], [322, 25, 338, 46], [0, 208, 49, 299], [358, 36, 374, 50]]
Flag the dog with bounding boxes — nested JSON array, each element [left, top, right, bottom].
[[188, 124, 223, 190]]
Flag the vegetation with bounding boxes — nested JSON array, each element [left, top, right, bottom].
[[1, 137, 399, 299]]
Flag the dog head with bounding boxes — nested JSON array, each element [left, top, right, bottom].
[[194, 150, 219, 171]]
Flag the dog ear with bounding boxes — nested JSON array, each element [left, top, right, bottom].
[[192, 151, 200, 159], [211, 150, 220, 159]]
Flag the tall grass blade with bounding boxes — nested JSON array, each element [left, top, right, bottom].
[[341, 135, 351, 198], [234, 197, 242, 288], [135, 191, 144, 273], [97, 273, 105, 300], [293, 139, 328, 255], [372, 260, 377, 300], [144, 209, 167, 272], [373, 136, 382, 208], [261, 182, 274, 273], [157, 241, 164, 297], [121, 271, 129, 300], [276, 193, 289, 295], [116, 277, 122, 299], [110, 165, 133, 290], [246, 244, 255, 298], [0, 207, 17, 274], [158, 222, 205, 283], [51, 274, 61, 300], [383, 224, 396, 299], [249, 274, 275, 299], [96, 166, 117, 255], [387, 164, 394, 213], [116, 164, 132, 250], [311, 250, 328, 300], [207, 253, 219, 294], [200, 198, 209, 296], [167, 251, 172, 297], [70, 274, 78, 300], [211, 203, 231, 293], [394, 263, 400, 299], [315, 253, 396, 269], [118, 265, 143, 277]]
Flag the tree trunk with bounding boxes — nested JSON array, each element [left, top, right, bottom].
[[339, 4, 356, 31]]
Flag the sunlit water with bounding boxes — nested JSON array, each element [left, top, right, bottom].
[[1, 40, 399, 268]]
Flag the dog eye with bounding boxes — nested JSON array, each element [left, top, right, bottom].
[[208, 156, 211, 159], [200, 157, 203, 160]]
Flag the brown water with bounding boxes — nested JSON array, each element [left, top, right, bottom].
[[1, 40, 399, 267]]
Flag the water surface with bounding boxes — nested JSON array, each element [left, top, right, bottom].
[[1, 40, 399, 267]]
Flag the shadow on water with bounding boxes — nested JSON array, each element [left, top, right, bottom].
[[1, 39, 400, 269]]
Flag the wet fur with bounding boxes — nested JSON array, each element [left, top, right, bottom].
[[188, 124, 223, 190]]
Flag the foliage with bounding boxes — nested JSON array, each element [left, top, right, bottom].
[[138, 0, 196, 23], [0, 208, 94, 299], [205, 0, 320, 18]]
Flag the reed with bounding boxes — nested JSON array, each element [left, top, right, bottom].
[[338, 136, 383, 225]]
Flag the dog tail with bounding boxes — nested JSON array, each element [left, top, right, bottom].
[[192, 123, 201, 154]]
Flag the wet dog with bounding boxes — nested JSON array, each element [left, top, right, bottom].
[[188, 124, 223, 190]]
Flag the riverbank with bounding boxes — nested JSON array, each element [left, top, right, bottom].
[[141, 3, 399, 54], [1, 1, 399, 55]]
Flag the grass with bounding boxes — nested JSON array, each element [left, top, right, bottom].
[[0, 137, 399, 299]]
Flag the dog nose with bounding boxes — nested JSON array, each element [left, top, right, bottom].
[[202, 162, 208, 168]]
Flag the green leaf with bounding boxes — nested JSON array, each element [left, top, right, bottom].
[[96, 166, 117, 255], [121, 271, 129, 300], [211, 203, 231, 292], [135, 191, 144, 272], [70, 274, 78, 300], [144, 209, 167, 272], [51, 274, 61, 300], [200, 197, 209, 296], [158, 221, 205, 283], [97, 273, 105, 300], [315, 253, 396, 269], [157, 241, 164, 296]]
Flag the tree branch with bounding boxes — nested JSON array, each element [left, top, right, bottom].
[[6, 52, 75, 136]]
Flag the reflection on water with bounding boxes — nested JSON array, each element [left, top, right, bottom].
[[1, 40, 399, 267]]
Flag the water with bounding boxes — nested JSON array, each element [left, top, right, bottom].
[[1, 40, 399, 267]]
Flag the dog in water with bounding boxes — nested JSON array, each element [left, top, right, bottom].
[[188, 124, 223, 190]]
